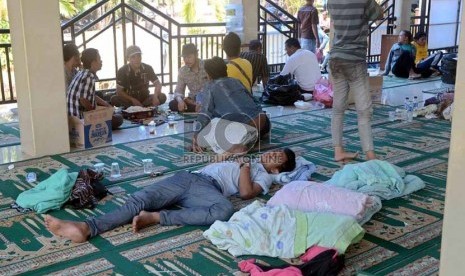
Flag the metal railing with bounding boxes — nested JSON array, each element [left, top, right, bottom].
[[0, 0, 461, 105], [366, 0, 396, 64], [258, 0, 298, 75], [0, 29, 14, 104], [61, 0, 227, 93]]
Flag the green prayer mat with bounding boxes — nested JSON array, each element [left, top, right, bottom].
[[0, 106, 448, 275], [0, 122, 20, 147], [382, 75, 441, 89]]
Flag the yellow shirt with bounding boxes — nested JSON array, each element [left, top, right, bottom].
[[227, 58, 253, 92], [413, 41, 428, 64]]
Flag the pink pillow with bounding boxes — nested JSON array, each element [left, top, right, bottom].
[[268, 181, 380, 223]]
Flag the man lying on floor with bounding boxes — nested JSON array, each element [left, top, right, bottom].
[[45, 149, 296, 243]]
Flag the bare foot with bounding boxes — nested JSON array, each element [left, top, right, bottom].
[[408, 73, 422, 80], [366, 150, 377, 160], [132, 211, 160, 233], [44, 215, 90, 243], [334, 151, 359, 162]]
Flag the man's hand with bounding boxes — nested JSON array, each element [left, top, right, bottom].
[[131, 98, 143, 106], [177, 99, 187, 112], [151, 95, 160, 107], [191, 136, 204, 153]]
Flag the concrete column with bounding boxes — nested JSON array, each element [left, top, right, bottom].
[[439, 2, 465, 273], [228, 0, 259, 43], [7, 0, 70, 157], [241, 0, 259, 43], [393, 0, 411, 34]]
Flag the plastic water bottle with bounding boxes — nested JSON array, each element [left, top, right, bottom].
[[413, 96, 419, 110], [404, 97, 413, 122], [404, 97, 410, 111]]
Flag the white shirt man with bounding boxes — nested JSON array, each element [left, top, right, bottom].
[[280, 38, 321, 92]]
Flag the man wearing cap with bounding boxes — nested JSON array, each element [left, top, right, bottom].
[[170, 43, 208, 112], [111, 45, 167, 108], [240, 40, 269, 91]]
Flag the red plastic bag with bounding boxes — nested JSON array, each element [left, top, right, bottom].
[[313, 77, 333, 108]]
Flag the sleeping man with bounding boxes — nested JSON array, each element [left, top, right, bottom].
[[45, 149, 296, 243]]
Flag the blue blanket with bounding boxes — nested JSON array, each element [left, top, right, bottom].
[[325, 160, 425, 200], [272, 156, 316, 185]]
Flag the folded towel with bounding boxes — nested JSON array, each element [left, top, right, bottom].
[[273, 156, 316, 185]]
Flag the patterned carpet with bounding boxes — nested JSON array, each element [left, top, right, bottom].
[[0, 122, 20, 147], [382, 75, 441, 89], [0, 106, 448, 275]]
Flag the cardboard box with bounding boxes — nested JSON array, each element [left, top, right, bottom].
[[68, 106, 113, 149], [348, 74, 383, 104]]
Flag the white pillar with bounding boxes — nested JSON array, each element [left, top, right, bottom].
[[6, 0, 70, 157], [241, 0, 259, 43], [228, 0, 259, 43], [439, 2, 465, 273], [393, 0, 411, 34]]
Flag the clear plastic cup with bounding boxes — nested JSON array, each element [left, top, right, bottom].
[[26, 172, 37, 183], [388, 111, 396, 122], [142, 159, 153, 174], [93, 162, 105, 174], [110, 162, 121, 178], [167, 114, 177, 129], [277, 106, 284, 116], [148, 121, 156, 135]]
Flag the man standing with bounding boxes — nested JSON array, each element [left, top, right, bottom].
[[223, 32, 253, 92], [240, 40, 270, 91], [170, 43, 208, 112], [280, 38, 321, 95], [111, 45, 167, 108], [297, 0, 320, 53], [328, 0, 383, 161], [67, 48, 123, 129]]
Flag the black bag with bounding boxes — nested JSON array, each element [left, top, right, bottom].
[[67, 168, 111, 209], [263, 74, 302, 106]]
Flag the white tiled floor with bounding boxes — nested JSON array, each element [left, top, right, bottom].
[[0, 79, 453, 166]]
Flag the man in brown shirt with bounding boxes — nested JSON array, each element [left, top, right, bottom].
[[297, 0, 320, 53]]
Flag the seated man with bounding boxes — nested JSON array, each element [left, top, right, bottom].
[[412, 31, 443, 78], [192, 57, 271, 154], [63, 43, 81, 89], [111, 45, 167, 108], [382, 30, 420, 79], [45, 149, 296, 243], [223, 32, 254, 92], [169, 43, 208, 112], [67, 48, 123, 130], [280, 38, 321, 97], [240, 40, 270, 91]]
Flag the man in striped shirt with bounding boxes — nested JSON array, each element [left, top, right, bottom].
[[66, 48, 122, 129], [240, 40, 269, 90], [328, 0, 383, 161]]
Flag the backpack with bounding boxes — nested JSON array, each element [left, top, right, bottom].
[[263, 74, 302, 106], [67, 168, 111, 209]]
